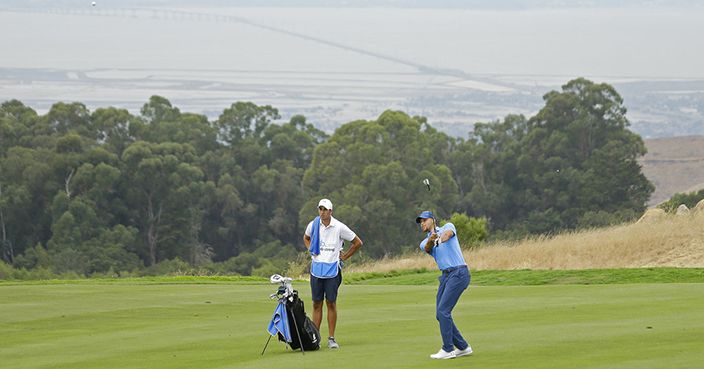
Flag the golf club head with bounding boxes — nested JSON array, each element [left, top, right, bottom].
[[423, 178, 431, 191], [269, 274, 283, 284]]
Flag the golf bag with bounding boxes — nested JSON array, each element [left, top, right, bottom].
[[282, 290, 320, 351], [264, 274, 320, 354]]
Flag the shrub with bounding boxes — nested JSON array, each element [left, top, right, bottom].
[[443, 213, 488, 248], [142, 258, 192, 276], [251, 259, 280, 277], [0, 260, 13, 279], [658, 189, 704, 213]]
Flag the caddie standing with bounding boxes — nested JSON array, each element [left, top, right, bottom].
[[303, 198, 363, 349]]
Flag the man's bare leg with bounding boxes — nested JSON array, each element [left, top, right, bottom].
[[326, 300, 337, 338], [312, 300, 324, 329]]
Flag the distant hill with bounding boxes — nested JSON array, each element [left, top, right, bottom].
[[640, 135, 704, 206]]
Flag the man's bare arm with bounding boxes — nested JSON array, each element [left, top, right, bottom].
[[341, 236, 363, 261]]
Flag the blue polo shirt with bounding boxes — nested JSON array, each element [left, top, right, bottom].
[[419, 223, 467, 271]]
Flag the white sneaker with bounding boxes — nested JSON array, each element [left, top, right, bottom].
[[328, 337, 339, 349], [430, 349, 456, 359], [452, 346, 473, 357]]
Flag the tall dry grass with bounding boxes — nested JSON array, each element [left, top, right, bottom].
[[348, 211, 704, 273]]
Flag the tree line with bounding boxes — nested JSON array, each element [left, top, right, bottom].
[[0, 78, 654, 278]]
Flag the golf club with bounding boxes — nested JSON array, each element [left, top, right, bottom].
[[421, 178, 440, 234]]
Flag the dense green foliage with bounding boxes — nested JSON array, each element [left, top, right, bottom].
[[449, 79, 653, 237], [658, 189, 704, 213], [0, 98, 325, 276], [0, 78, 653, 277], [443, 212, 488, 247]]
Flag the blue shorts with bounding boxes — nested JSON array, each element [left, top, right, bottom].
[[310, 270, 342, 302]]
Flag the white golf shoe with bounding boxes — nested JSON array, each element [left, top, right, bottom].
[[452, 346, 473, 357], [430, 349, 456, 359]]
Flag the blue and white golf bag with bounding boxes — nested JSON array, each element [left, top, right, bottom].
[[266, 274, 320, 353]]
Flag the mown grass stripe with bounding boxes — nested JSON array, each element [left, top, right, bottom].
[[1, 268, 703, 286]]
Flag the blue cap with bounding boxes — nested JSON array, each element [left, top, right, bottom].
[[416, 210, 434, 223]]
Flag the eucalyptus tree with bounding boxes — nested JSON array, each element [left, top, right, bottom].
[[1, 100, 36, 156], [518, 78, 653, 231], [201, 109, 326, 260], [1, 146, 57, 256], [1, 100, 37, 261], [301, 110, 458, 256], [121, 141, 205, 265], [446, 79, 652, 236], [451, 114, 529, 231], [91, 107, 139, 157]]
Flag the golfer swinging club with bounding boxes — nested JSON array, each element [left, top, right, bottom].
[[303, 198, 363, 349], [416, 210, 473, 359]]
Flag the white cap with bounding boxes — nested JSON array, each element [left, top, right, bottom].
[[318, 198, 333, 210]]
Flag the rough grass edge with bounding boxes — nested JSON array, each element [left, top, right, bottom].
[[344, 267, 704, 286], [0, 275, 268, 286]]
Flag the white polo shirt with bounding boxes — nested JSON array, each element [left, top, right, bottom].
[[305, 216, 356, 263]]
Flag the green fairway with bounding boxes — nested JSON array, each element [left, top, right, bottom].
[[2, 279, 703, 369]]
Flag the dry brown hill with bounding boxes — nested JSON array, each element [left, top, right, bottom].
[[348, 210, 704, 272], [641, 135, 704, 206]]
